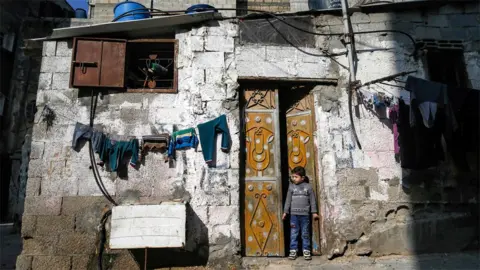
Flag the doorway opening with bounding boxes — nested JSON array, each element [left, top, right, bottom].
[[240, 82, 324, 257]]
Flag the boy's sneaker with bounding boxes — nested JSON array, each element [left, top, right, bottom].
[[303, 250, 312, 260], [288, 250, 297, 260]]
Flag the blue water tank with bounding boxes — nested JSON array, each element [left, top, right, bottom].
[[75, 8, 87, 19], [114, 1, 150, 22], [309, 0, 341, 10], [186, 4, 218, 14]]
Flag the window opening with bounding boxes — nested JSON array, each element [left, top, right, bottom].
[[126, 40, 177, 93]]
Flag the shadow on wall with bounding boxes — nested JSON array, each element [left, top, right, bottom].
[[350, 2, 479, 267], [130, 204, 209, 269]]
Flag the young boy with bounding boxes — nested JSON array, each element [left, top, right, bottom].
[[282, 166, 319, 260]]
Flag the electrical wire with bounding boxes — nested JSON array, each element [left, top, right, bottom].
[[113, 7, 417, 54], [265, 19, 349, 70], [97, 210, 112, 270], [89, 90, 117, 206]]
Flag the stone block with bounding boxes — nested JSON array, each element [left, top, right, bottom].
[[109, 251, 140, 270], [190, 35, 205, 52], [41, 176, 78, 197], [26, 177, 41, 197], [200, 83, 227, 101], [369, 13, 396, 23], [337, 168, 378, 186], [16, 255, 33, 270], [194, 52, 225, 68], [32, 256, 71, 270], [61, 196, 110, 216], [71, 255, 94, 270], [448, 14, 479, 28], [314, 14, 343, 26], [36, 215, 74, 235], [439, 4, 465, 14], [208, 206, 238, 225], [57, 233, 97, 255], [21, 215, 36, 238], [51, 72, 71, 90], [209, 224, 232, 244], [38, 73, 52, 90], [42, 41, 56, 56], [235, 46, 266, 62], [24, 196, 62, 216], [119, 107, 149, 124], [351, 13, 371, 24], [55, 41, 72, 56], [266, 46, 297, 62], [191, 189, 230, 206], [205, 36, 234, 52], [23, 236, 58, 255], [40, 57, 71, 73], [440, 28, 468, 40], [397, 11, 423, 22], [337, 185, 367, 201], [427, 15, 449, 27], [205, 68, 224, 86]]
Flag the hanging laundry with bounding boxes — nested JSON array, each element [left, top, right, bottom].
[[72, 122, 93, 151], [197, 114, 230, 166], [406, 76, 457, 129], [398, 99, 444, 170], [99, 137, 139, 172], [92, 131, 106, 154], [388, 104, 400, 158], [142, 134, 169, 152], [373, 93, 386, 108], [168, 128, 199, 159]]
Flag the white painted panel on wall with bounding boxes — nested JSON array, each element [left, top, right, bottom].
[[110, 203, 186, 249]]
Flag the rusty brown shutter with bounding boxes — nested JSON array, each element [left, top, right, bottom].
[[70, 38, 126, 88]]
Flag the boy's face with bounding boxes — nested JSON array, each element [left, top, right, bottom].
[[291, 173, 304, 184]]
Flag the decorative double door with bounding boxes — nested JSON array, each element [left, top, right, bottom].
[[243, 87, 321, 257]]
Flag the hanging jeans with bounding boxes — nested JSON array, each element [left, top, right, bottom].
[[290, 215, 311, 252], [197, 114, 230, 165], [72, 122, 93, 151], [100, 138, 139, 171]]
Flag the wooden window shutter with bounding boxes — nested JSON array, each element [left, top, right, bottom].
[[70, 38, 127, 88]]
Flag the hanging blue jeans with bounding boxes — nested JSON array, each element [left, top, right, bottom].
[[289, 215, 311, 251]]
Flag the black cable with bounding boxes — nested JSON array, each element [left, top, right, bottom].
[[266, 19, 350, 70], [89, 90, 117, 206], [97, 210, 112, 270], [112, 7, 417, 55]]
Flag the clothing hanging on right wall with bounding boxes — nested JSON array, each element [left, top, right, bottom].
[[197, 114, 230, 167]]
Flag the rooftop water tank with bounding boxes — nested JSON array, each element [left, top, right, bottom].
[[114, 0, 150, 22], [74, 8, 87, 19], [309, 0, 341, 10], [185, 4, 218, 14]]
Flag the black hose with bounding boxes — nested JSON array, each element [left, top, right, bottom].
[[89, 90, 117, 206], [98, 210, 112, 270]]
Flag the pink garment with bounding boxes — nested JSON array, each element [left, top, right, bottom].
[[389, 104, 400, 154]]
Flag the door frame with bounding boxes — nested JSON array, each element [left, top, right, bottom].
[[238, 78, 336, 256]]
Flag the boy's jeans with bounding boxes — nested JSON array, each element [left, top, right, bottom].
[[289, 215, 311, 251]]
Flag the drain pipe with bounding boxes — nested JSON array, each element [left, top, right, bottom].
[[340, 0, 362, 149]]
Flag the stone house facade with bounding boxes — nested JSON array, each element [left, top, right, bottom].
[[15, 0, 480, 269]]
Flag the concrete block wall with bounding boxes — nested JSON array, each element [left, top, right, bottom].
[[17, 20, 241, 269], [312, 3, 480, 258]]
